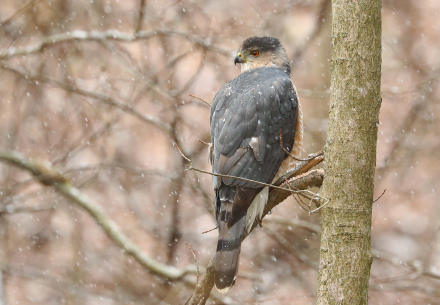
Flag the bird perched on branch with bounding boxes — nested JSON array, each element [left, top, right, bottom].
[[210, 36, 303, 292]]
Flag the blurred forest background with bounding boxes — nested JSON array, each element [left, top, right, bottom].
[[0, 0, 439, 304]]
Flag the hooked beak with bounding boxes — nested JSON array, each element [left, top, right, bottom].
[[234, 52, 244, 65]]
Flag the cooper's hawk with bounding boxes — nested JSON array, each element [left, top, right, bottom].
[[210, 36, 303, 292]]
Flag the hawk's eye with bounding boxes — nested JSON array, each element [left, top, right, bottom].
[[251, 51, 259, 56]]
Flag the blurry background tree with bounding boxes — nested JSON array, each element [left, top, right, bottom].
[[0, 0, 439, 304]]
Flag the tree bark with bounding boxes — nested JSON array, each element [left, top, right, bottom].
[[316, 0, 382, 304]]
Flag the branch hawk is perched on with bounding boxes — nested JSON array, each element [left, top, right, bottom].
[[210, 36, 303, 292]]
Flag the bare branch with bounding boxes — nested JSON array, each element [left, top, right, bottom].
[[0, 202, 55, 215], [290, 0, 332, 70], [0, 29, 231, 59], [135, 0, 147, 34], [0, 61, 174, 135], [187, 258, 216, 305], [0, 150, 229, 303], [0, 150, 194, 281]]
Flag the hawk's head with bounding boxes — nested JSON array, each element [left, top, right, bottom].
[[235, 36, 291, 74]]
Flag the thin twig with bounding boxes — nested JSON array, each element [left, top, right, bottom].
[[295, 195, 311, 213], [185, 243, 199, 286], [174, 143, 191, 162], [189, 94, 211, 107], [296, 193, 312, 212], [284, 177, 310, 212], [372, 189, 386, 204], [297, 191, 309, 206], [280, 131, 320, 161], [188, 165, 314, 197], [307, 192, 329, 214], [175, 143, 295, 192], [202, 226, 218, 234]]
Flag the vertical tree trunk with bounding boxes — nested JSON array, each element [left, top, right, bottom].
[[316, 0, 382, 304]]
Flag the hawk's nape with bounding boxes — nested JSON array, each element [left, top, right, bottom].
[[210, 36, 299, 293]]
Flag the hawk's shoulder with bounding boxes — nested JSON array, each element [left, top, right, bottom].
[[210, 66, 294, 121]]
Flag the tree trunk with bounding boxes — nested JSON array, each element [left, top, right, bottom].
[[316, 0, 382, 304]]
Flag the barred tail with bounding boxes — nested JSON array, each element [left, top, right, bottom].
[[215, 201, 246, 293]]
